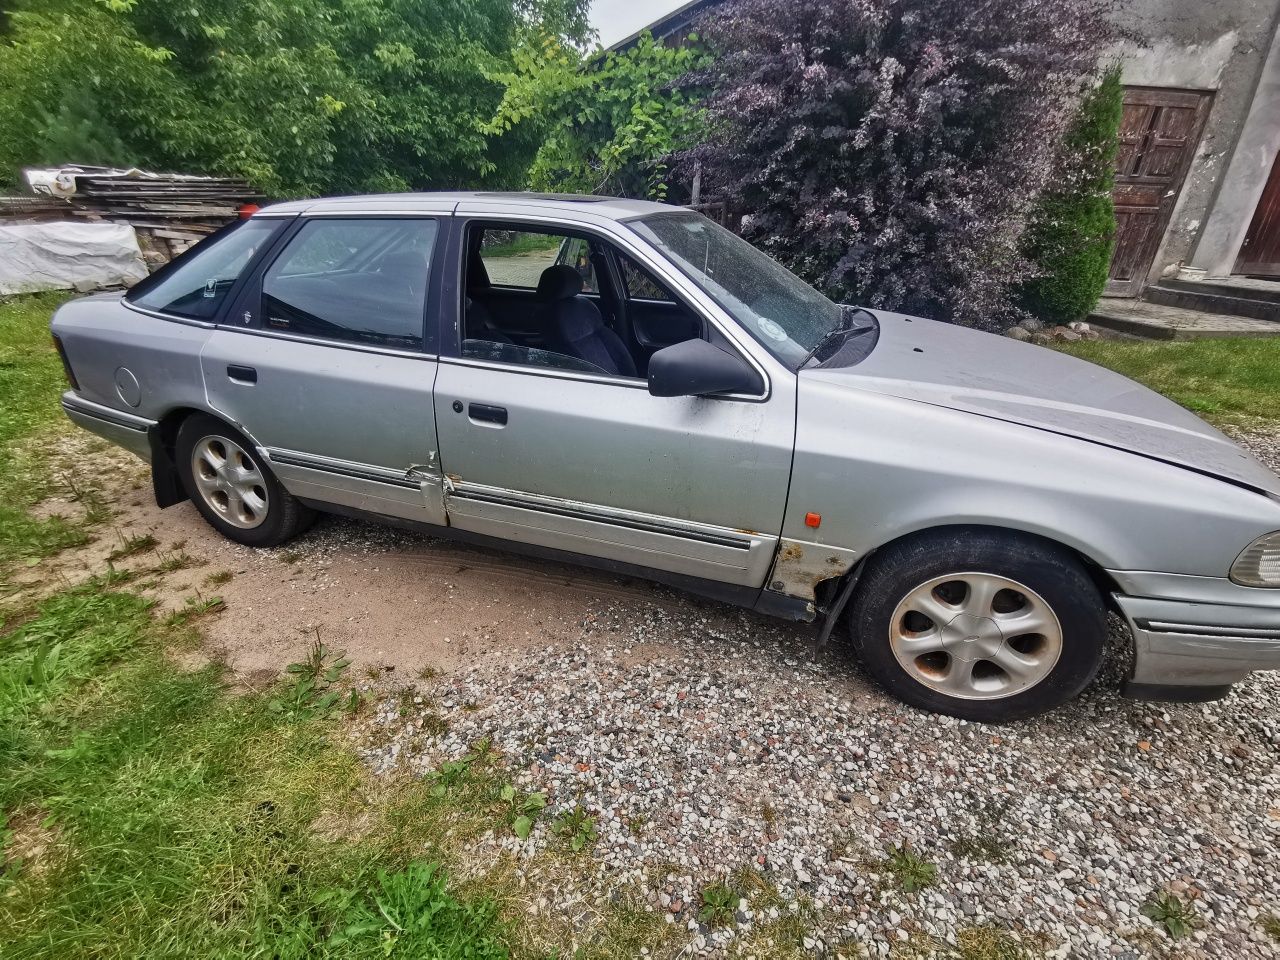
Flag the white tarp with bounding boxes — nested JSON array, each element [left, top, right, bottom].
[[0, 221, 148, 295]]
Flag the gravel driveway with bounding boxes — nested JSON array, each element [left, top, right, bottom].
[[347, 427, 1280, 959]]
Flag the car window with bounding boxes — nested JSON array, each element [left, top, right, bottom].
[[260, 218, 437, 350], [129, 218, 281, 320], [479, 229, 598, 293], [618, 254, 675, 303]]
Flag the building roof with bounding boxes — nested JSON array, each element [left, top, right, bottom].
[[605, 0, 722, 51]]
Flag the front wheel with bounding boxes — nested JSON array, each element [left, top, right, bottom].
[[847, 529, 1106, 722], [175, 414, 313, 548]]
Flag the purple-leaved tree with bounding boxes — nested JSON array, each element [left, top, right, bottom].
[[688, 0, 1120, 328]]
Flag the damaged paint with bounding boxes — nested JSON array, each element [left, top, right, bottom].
[[766, 537, 860, 609]]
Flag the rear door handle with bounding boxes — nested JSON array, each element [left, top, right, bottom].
[[227, 364, 257, 384], [468, 403, 507, 426]]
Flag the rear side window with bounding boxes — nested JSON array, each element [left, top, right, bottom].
[[260, 218, 438, 350], [129, 218, 281, 320]]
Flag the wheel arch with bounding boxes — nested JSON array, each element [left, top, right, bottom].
[[814, 522, 1123, 628], [148, 405, 269, 509]]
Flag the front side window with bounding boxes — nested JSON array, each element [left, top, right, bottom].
[[630, 211, 850, 367], [618, 254, 675, 303], [261, 218, 437, 350], [129, 218, 281, 320]]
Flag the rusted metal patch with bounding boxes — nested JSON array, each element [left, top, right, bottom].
[[767, 538, 860, 609]]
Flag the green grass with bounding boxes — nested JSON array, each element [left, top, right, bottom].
[[0, 583, 510, 959], [0, 292, 88, 571], [481, 233, 561, 258], [1055, 337, 1280, 427]]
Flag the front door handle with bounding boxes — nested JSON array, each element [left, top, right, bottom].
[[227, 364, 257, 384], [468, 403, 507, 426]]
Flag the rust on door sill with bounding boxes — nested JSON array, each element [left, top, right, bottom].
[[767, 538, 859, 608]]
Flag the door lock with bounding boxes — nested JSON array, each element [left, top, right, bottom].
[[452, 400, 464, 413]]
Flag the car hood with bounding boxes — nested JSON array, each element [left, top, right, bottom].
[[804, 312, 1280, 497]]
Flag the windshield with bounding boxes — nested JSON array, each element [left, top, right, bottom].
[[630, 211, 844, 367]]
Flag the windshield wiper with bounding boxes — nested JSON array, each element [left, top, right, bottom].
[[799, 306, 877, 369]]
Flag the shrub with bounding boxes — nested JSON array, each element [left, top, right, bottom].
[[484, 30, 709, 199], [1020, 66, 1123, 324], [688, 0, 1120, 328]]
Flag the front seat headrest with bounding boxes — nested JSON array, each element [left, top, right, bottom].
[[536, 264, 584, 302]]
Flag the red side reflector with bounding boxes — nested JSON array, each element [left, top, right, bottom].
[[804, 512, 821, 528]]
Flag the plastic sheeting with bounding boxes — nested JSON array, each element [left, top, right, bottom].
[[24, 165, 227, 199], [0, 221, 148, 295]]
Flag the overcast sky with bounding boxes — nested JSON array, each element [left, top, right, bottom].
[[589, 0, 687, 48]]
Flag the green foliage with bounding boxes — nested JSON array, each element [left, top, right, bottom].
[[883, 845, 937, 893], [1141, 891, 1199, 939], [270, 635, 352, 721], [697, 880, 740, 927], [485, 31, 708, 199], [0, 0, 591, 195], [1262, 914, 1280, 942], [550, 803, 598, 851], [499, 784, 546, 840], [31, 87, 131, 169], [325, 862, 507, 960], [1021, 66, 1124, 323]]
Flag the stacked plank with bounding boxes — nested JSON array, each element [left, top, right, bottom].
[[23, 166, 264, 261], [64, 173, 263, 260], [0, 195, 68, 222]]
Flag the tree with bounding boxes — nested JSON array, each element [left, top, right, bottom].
[[1019, 66, 1123, 324], [688, 0, 1120, 328], [0, 0, 590, 196], [484, 31, 708, 199]]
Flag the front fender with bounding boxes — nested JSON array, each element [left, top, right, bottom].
[[785, 383, 1280, 579]]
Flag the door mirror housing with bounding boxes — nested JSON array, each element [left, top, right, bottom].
[[647, 338, 764, 398]]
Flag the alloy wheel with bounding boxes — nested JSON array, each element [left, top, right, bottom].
[[888, 572, 1063, 700], [190, 434, 270, 530]]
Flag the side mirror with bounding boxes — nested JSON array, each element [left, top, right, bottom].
[[647, 338, 764, 398]]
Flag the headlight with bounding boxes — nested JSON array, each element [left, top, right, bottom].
[[1231, 531, 1280, 587]]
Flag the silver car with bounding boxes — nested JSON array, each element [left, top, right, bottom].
[[50, 192, 1280, 722]]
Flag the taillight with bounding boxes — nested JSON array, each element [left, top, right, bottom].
[[51, 334, 80, 390]]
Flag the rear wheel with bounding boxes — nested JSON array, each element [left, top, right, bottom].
[[176, 414, 313, 547], [847, 529, 1106, 722]]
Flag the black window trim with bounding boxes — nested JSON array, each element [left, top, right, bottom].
[[233, 213, 446, 356]]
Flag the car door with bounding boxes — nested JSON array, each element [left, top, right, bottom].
[[433, 212, 797, 591], [200, 212, 450, 525]]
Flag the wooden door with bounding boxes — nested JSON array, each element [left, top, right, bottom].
[[1106, 88, 1212, 296], [1234, 152, 1280, 277]]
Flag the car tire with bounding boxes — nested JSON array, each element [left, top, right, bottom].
[[847, 528, 1106, 722], [175, 413, 313, 548]]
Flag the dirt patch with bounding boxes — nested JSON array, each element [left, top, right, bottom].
[[3, 807, 62, 879], [13, 432, 808, 687]]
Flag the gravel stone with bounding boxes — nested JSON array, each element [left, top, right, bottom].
[[346, 431, 1280, 958]]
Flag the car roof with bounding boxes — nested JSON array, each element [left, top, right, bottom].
[[257, 191, 677, 222]]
